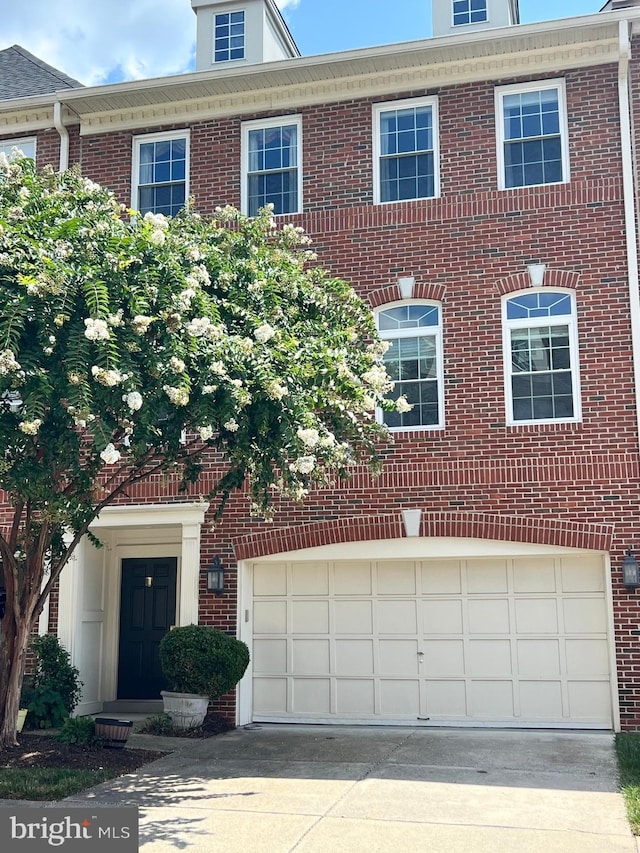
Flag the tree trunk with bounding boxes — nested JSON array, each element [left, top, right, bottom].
[[0, 595, 37, 748]]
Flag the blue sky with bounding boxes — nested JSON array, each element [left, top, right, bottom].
[[1, 1, 604, 87]]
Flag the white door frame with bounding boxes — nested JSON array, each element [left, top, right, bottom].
[[58, 502, 209, 707]]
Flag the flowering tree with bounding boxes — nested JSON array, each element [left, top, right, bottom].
[[0, 156, 408, 747]]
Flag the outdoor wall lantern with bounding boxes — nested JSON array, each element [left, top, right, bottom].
[[205, 556, 225, 596], [622, 549, 640, 591]]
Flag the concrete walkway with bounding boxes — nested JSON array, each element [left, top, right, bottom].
[[57, 725, 637, 852]]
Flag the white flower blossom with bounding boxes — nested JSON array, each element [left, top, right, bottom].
[[265, 380, 288, 400], [290, 455, 316, 474], [68, 371, 82, 385], [187, 317, 212, 337], [202, 384, 217, 394], [163, 385, 190, 406], [362, 364, 394, 393], [143, 211, 169, 230], [177, 288, 196, 310], [132, 315, 153, 335], [149, 229, 166, 246], [169, 356, 186, 373], [91, 366, 125, 387], [395, 396, 413, 413], [224, 419, 239, 432], [198, 425, 214, 441], [100, 443, 121, 465], [209, 361, 226, 377], [19, 419, 42, 436], [124, 391, 143, 412], [107, 310, 124, 327], [297, 427, 320, 448], [319, 432, 336, 447], [0, 350, 21, 375], [84, 318, 110, 341], [254, 323, 275, 343]]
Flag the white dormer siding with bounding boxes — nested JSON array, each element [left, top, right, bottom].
[[432, 0, 519, 38], [191, 0, 299, 71]]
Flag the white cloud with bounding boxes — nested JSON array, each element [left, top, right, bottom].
[[1, 0, 299, 86]]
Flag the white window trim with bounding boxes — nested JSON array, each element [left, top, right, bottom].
[[213, 8, 246, 65], [495, 78, 570, 192], [0, 136, 36, 160], [241, 114, 303, 217], [375, 300, 445, 432], [452, 0, 489, 27], [131, 129, 190, 214], [372, 96, 440, 206], [501, 288, 582, 426]]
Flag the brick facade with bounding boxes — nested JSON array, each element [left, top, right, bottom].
[[2, 19, 640, 728]]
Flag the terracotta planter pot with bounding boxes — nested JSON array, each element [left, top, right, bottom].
[[94, 717, 133, 748]]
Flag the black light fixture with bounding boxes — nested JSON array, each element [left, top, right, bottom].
[[622, 549, 640, 591], [205, 556, 225, 596]]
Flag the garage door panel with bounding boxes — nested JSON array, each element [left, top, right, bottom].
[[515, 599, 558, 633], [291, 601, 329, 634], [336, 679, 375, 714], [334, 600, 372, 633], [513, 559, 557, 593], [470, 681, 514, 717], [254, 677, 287, 714], [421, 561, 461, 594], [335, 639, 374, 675], [253, 639, 287, 674], [567, 681, 612, 721], [520, 681, 563, 718], [426, 681, 467, 716], [254, 600, 287, 633], [291, 679, 331, 713], [253, 563, 287, 596], [563, 598, 607, 633], [334, 562, 372, 595], [423, 640, 465, 676], [378, 600, 417, 634], [565, 639, 610, 675], [468, 599, 510, 633], [291, 562, 329, 596], [377, 562, 416, 595], [466, 560, 508, 593], [292, 639, 330, 674], [380, 679, 420, 715], [423, 599, 463, 634], [561, 557, 604, 592], [517, 639, 561, 676], [251, 554, 612, 727], [379, 639, 419, 674], [468, 640, 512, 676]]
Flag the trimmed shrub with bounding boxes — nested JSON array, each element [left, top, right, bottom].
[[21, 635, 82, 729], [159, 625, 249, 699]]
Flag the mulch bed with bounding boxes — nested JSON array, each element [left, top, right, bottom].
[[0, 734, 161, 773], [1, 714, 234, 773]]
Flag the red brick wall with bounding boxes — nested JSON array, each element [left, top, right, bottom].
[[5, 55, 640, 728]]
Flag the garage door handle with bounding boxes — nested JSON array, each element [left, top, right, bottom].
[[417, 651, 424, 658]]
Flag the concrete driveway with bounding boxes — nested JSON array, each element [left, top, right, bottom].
[[65, 725, 635, 853]]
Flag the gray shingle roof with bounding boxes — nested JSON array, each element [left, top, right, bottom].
[[0, 45, 83, 100]]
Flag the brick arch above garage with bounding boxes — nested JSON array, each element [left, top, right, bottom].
[[232, 512, 613, 561]]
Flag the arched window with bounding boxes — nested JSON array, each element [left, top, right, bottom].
[[376, 301, 443, 429], [502, 289, 581, 424]]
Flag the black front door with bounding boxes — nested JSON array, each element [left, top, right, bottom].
[[117, 557, 177, 699]]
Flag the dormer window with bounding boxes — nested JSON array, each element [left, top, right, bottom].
[[214, 10, 245, 62], [453, 0, 488, 26]]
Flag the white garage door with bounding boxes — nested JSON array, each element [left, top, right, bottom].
[[251, 555, 613, 727]]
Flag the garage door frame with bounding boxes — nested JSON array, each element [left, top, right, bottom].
[[235, 538, 619, 731]]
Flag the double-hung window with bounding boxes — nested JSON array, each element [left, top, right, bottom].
[[373, 97, 439, 204], [377, 302, 443, 430], [241, 116, 302, 216], [214, 10, 245, 62], [0, 137, 36, 160], [503, 290, 581, 424], [496, 79, 569, 190], [453, 0, 488, 26], [132, 130, 189, 217]]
